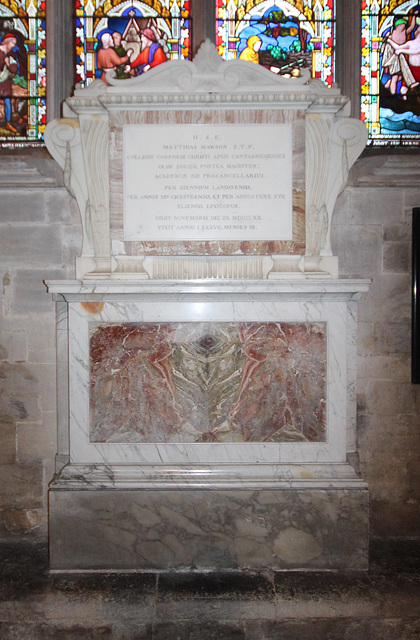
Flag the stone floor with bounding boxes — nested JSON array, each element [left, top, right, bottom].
[[0, 539, 419, 639]]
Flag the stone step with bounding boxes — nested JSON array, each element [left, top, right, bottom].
[[0, 540, 419, 639]]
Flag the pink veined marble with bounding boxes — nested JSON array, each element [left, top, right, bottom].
[[89, 322, 327, 443]]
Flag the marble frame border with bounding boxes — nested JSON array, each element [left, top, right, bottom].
[[67, 296, 348, 466]]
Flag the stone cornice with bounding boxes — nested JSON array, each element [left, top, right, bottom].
[[65, 92, 349, 115], [45, 279, 371, 300]]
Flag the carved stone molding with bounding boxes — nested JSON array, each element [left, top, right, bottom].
[[142, 255, 272, 280], [350, 154, 420, 188], [0, 156, 63, 188]]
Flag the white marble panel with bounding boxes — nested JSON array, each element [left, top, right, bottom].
[[56, 300, 69, 466]]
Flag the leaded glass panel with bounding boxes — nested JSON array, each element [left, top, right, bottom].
[[362, 0, 420, 145], [216, 0, 335, 86], [75, 0, 191, 87], [0, 0, 46, 146]]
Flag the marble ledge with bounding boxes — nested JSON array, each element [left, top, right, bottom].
[[45, 279, 371, 302], [51, 462, 367, 491]]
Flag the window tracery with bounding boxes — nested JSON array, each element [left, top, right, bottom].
[[3, 1, 420, 149], [0, 0, 45, 146], [216, 0, 335, 86], [362, 0, 420, 145], [75, 0, 191, 87]]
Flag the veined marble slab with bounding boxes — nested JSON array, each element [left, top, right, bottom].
[[89, 321, 327, 444], [49, 486, 369, 571]]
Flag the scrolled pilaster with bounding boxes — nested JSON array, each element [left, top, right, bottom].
[[44, 118, 93, 257], [306, 113, 367, 259]]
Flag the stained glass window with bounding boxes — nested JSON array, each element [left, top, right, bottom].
[[362, 0, 420, 146], [75, 1, 191, 87], [0, 0, 46, 147], [216, 0, 335, 86]]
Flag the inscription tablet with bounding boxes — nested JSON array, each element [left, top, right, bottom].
[[123, 124, 293, 242]]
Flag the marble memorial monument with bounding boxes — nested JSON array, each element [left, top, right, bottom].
[[45, 41, 369, 571]]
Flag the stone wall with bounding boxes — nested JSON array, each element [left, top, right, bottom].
[[331, 154, 420, 539], [0, 152, 419, 542], [0, 154, 80, 540]]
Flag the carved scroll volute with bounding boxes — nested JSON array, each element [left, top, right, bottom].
[[44, 118, 93, 257], [306, 113, 367, 258], [45, 114, 111, 274]]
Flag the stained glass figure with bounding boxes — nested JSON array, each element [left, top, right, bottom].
[[362, 0, 420, 145], [0, 0, 46, 146], [216, 0, 335, 86], [75, 1, 190, 87]]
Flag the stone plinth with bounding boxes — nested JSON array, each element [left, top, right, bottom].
[[47, 280, 369, 571], [49, 477, 368, 572]]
